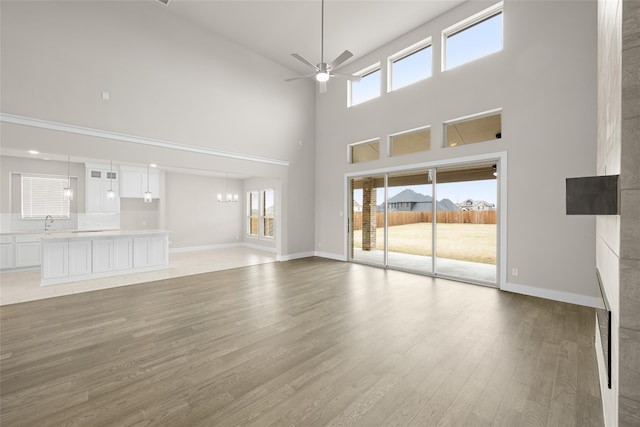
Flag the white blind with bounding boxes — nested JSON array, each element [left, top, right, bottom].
[[21, 175, 70, 219]]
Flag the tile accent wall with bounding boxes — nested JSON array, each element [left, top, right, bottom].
[[619, 1, 640, 425], [598, 0, 640, 425]]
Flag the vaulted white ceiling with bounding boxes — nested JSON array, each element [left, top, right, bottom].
[[163, 0, 465, 75]]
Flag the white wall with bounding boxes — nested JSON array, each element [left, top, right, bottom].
[[164, 173, 242, 249], [0, 0, 317, 259], [315, 0, 598, 303]]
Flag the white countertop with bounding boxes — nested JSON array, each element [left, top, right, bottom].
[[38, 229, 170, 241]]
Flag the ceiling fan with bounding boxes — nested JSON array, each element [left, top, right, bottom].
[[286, 0, 361, 93]]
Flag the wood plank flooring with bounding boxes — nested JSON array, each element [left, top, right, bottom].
[[0, 257, 604, 426]]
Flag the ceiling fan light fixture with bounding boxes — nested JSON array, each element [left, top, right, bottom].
[[316, 71, 330, 82]]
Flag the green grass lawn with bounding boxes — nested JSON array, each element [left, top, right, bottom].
[[353, 222, 496, 265]]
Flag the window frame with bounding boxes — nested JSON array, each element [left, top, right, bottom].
[[347, 138, 381, 164], [388, 125, 432, 157], [442, 108, 503, 148], [347, 63, 381, 108], [20, 174, 71, 220], [387, 38, 432, 92], [441, 2, 504, 72], [246, 188, 275, 240]]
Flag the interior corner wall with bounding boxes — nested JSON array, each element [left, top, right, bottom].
[[596, 0, 622, 423], [315, 0, 597, 302]]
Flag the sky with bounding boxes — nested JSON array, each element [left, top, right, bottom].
[[353, 179, 497, 207]]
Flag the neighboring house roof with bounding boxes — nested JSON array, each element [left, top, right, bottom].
[[380, 189, 460, 212], [456, 199, 495, 209], [387, 189, 432, 204]]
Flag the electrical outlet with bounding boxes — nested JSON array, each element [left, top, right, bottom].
[[512, 267, 519, 276]]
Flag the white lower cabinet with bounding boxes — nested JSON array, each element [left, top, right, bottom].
[[69, 240, 92, 276], [41, 232, 168, 285], [1, 235, 15, 269], [133, 235, 167, 268], [92, 238, 133, 273], [15, 242, 41, 267], [1, 234, 43, 269], [42, 241, 69, 280]]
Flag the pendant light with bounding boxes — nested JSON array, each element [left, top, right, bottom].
[[63, 155, 73, 201], [143, 164, 152, 203], [217, 174, 238, 202], [106, 160, 115, 200]]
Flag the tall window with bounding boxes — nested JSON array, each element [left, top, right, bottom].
[[388, 39, 432, 91], [262, 189, 274, 238], [247, 189, 274, 238], [21, 175, 70, 219], [348, 64, 381, 107], [443, 2, 503, 71], [247, 191, 259, 236]]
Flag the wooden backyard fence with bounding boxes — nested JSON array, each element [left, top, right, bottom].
[[352, 210, 496, 230]]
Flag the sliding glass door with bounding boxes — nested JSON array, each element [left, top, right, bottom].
[[435, 165, 497, 283], [349, 162, 498, 286], [386, 170, 434, 274]]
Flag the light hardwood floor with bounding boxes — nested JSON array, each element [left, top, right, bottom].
[[0, 257, 604, 426]]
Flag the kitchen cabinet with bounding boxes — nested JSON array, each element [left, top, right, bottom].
[[41, 230, 169, 285], [92, 238, 133, 273], [0, 235, 14, 269], [133, 235, 168, 268], [14, 234, 43, 268], [41, 241, 68, 280], [1, 234, 43, 270], [119, 166, 160, 199], [86, 163, 120, 213], [68, 240, 92, 276]]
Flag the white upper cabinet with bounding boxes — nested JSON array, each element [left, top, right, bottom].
[[119, 166, 160, 199], [86, 163, 120, 213]]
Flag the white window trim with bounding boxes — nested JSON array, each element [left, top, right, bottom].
[[387, 125, 432, 157], [20, 173, 72, 220], [347, 62, 381, 108], [387, 37, 432, 93], [442, 107, 503, 148], [245, 188, 275, 240], [441, 1, 504, 72], [347, 137, 381, 164]]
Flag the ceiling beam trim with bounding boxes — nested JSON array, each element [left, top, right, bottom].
[[0, 113, 290, 167]]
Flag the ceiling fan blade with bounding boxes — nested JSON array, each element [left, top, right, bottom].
[[332, 72, 362, 82], [318, 81, 328, 94], [291, 53, 318, 70], [329, 50, 353, 69], [284, 73, 316, 82]]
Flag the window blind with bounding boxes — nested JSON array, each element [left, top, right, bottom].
[[21, 175, 70, 219]]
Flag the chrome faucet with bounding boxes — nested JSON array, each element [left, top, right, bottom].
[[44, 215, 54, 231]]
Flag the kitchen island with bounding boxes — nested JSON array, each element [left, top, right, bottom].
[[41, 229, 169, 286]]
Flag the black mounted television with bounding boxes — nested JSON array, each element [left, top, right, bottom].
[[566, 175, 619, 215]]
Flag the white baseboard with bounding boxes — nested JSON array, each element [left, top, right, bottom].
[[277, 251, 315, 262], [501, 282, 597, 307], [169, 242, 277, 254], [170, 243, 240, 253], [314, 251, 347, 261]]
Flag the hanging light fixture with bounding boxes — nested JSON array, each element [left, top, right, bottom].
[[492, 164, 498, 177], [106, 160, 116, 200], [217, 174, 238, 202], [143, 164, 153, 203], [63, 155, 73, 201]]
